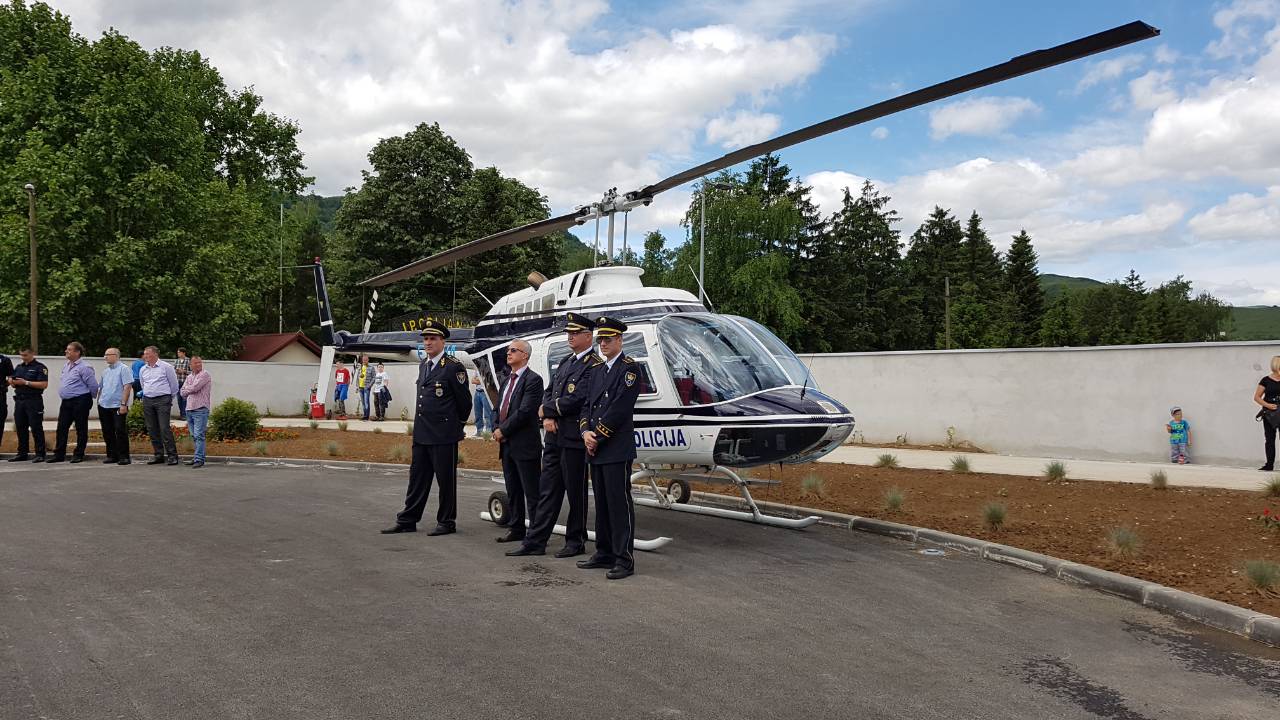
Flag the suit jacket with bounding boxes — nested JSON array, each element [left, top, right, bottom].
[[496, 367, 543, 461], [579, 354, 641, 465], [412, 354, 472, 445], [541, 350, 601, 449]]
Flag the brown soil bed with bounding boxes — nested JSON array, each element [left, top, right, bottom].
[[5, 429, 1277, 614]]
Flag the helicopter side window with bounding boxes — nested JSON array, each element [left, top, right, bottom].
[[659, 314, 790, 405]]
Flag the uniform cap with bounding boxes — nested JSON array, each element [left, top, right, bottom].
[[594, 316, 627, 338], [420, 319, 450, 339], [564, 312, 595, 333]]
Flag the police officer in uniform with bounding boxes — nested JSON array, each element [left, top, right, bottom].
[[0, 351, 12, 451], [382, 320, 471, 536], [577, 316, 642, 580], [508, 313, 601, 558], [7, 347, 49, 462]]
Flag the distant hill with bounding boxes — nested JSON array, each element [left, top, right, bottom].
[[1040, 273, 1104, 299]]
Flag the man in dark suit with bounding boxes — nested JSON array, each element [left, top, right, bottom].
[[508, 313, 600, 558], [493, 339, 544, 544], [382, 320, 471, 536], [577, 316, 642, 580]]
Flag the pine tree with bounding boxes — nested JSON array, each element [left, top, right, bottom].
[[1039, 293, 1079, 346], [822, 181, 906, 351], [903, 207, 965, 348], [1002, 230, 1045, 347]]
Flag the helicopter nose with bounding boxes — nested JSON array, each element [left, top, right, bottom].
[[708, 387, 854, 467]]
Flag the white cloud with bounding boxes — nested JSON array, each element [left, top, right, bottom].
[[1207, 0, 1280, 58], [1154, 45, 1179, 64], [53, 0, 835, 210], [705, 111, 782, 148], [1031, 202, 1187, 261], [1128, 70, 1177, 111], [1187, 186, 1280, 241], [805, 170, 870, 216], [928, 96, 1039, 140], [870, 126, 889, 140], [1075, 53, 1145, 92]]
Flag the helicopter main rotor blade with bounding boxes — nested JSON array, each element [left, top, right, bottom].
[[627, 20, 1159, 201], [360, 211, 585, 287]]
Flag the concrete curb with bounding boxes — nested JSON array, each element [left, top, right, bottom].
[[686, 489, 1280, 648]]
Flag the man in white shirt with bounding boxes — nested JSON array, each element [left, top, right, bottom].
[[139, 345, 181, 466]]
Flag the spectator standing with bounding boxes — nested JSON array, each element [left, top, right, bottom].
[[96, 348, 133, 465], [1255, 355, 1280, 471], [173, 348, 191, 420], [357, 355, 373, 421], [1166, 406, 1191, 464], [0, 351, 12, 451], [7, 347, 49, 462], [471, 372, 494, 438], [49, 342, 98, 464], [139, 346, 181, 466], [333, 360, 352, 419], [131, 352, 146, 399], [371, 362, 390, 421], [180, 356, 212, 468]]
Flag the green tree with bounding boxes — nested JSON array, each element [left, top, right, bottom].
[[639, 230, 672, 286], [0, 1, 309, 357], [1002, 230, 1045, 347], [903, 207, 965, 348]]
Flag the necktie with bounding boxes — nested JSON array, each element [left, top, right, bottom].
[[499, 373, 517, 423]]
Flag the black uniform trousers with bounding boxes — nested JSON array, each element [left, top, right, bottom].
[[589, 460, 635, 571], [14, 396, 45, 456], [524, 444, 590, 552], [0, 401, 6, 450], [500, 451, 541, 535], [54, 393, 92, 459], [1265, 416, 1278, 468], [98, 405, 130, 462], [397, 442, 458, 529]]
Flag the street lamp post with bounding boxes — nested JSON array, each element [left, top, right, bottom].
[[697, 180, 732, 305], [24, 183, 37, 354]]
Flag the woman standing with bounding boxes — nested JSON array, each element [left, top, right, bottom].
[[1254, 355, 1280, 471]]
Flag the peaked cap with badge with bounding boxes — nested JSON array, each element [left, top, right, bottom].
[[593, 316, 627, 338]]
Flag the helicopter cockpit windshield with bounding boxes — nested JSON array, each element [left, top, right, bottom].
[[659, 314, 798, 406]]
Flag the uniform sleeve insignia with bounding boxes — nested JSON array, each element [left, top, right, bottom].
[[624, 371, 636, 387], [567, 382, 575, 394], [623, 356, 635, 364], [456, 371, 466, 384]]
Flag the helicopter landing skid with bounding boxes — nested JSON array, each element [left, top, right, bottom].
[[633, 466, 821, 530]]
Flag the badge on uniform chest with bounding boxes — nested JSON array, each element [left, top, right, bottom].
[[435, 382, 443, 397], [567, 382, 576, 394]]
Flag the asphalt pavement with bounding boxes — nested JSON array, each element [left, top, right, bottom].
[[1, 462, 1277, 719]]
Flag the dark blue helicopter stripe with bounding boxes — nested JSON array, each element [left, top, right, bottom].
[[633, 417, 852, 428], [478, 297, 703, 322], [474, 303, 704, 339]]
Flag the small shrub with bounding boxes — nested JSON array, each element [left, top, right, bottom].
[[301, 401, 310, 416], [309, 419, 319, 431], [1261, 475, 1280, 498], [982, 502, 1007, 531], [800, 473, 827, 499], [1106, 527, 1142, 558], [399, 408, 409, 421], [253, 440, 269, 457], [388, 444, 409, 462], [177, 436, 194, 453], [1244, 560, 1280, 595], [457, 449, 467, 466], [894, 434, 908, 445], [883, 487, 904, 512], [1044, 461, 1068, 482], [127, 401, 148, 436], [373, 426, 383, 434], [950, 455, 971, 473], [263, 406, 272, 418], [874, 453, 899, 469], [337, 421, 348, 432], [1262, 507, 1280, 531], [995, 487, 1009, 498], [481, 431, 493, 441], [1150, 469, 1168, 490], [404, 423, 413, 435], [209, 398, 261, 442], [326, 441, 341, 457], [945, 426, 957, 447]]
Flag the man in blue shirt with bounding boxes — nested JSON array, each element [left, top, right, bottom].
[[97, 348, 134, 465], [50, 341, 98, 464]]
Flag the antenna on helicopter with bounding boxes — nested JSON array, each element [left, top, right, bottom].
[[472, 285, 495, 306], [687, 264, 717, 314]]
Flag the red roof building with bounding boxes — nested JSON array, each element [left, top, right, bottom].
[[234, 332, 323, 363]]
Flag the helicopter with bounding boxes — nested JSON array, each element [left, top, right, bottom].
[[310, 21, 1160, 547]]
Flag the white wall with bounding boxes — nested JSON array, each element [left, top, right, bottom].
[[800, 341, 1280, 467]]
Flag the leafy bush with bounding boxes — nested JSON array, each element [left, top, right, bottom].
[[982, 502, 1007, 531], [1150, 469, 1168, 490], [209, 398, 261, 442], [874, 453, 899, 469], [326, 441, 341, 457], [950, 455, 971, 473], [883, 487, 904, 512], [1261, 475, 1280, 498], [1106, 527, 1142, 558], [1044, 461, 1068, 482], [127, 401, 148, 436], [1244, 559, 1279, 595]]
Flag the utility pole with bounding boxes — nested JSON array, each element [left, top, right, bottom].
[[698, 183, 707, 304], [24, 183, 38, 354], [944, 275, 951, 350], [278, 203, 284, 334]]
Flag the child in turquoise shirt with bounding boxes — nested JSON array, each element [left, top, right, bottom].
[[1166, 406, 1191, 464]]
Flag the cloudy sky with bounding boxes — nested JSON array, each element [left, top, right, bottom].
[[51, 0, 1280, 304]]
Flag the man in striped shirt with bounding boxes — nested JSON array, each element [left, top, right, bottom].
[[179, 356, 212, 468]]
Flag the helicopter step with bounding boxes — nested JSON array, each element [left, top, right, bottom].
[[480, 481, 673, 552], [632, 465, 821, 530]]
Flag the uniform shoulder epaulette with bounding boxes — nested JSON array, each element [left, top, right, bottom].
[[623, 356, 636, 364], [588, 356, 605, 367], [441, 354, 457, 364]]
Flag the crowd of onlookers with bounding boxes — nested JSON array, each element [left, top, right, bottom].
[[332, 355, 392, 421], [0, 344, 212, 467]]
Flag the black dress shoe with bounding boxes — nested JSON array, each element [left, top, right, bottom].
[[31, 455, 45, 463], [426, 525, 456, 536], [606, 566, 634, 580], [191, 461, 205, 468], [576, 556, 613, 570], [102, 458, 118, 464], [495, 531, 525, 543], [166, 458, 179, 466], [7, 455, 29, 462], [117, 459, 131, 466], [380, 525, 416, 534], [46, 456, 65, 464], [554, 546, 586, 559], [1261, 465, 1274, 471], [69, 457, 83, 464], [506, 545, 544, 557], [146, 457, 166, 465]]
